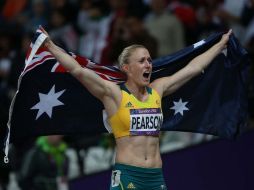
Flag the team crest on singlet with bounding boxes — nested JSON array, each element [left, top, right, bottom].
[[130, 108, 163, 136]]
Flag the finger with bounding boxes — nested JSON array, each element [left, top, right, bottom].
[[39, 25, 45, 32], [39, 25, 48, 36], [227, 29, 232, 35]]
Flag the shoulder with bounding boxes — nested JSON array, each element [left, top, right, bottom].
[[150, 78, 166, 98], [109, 81, 122, 97], [149, 78, 163, 98], [102, 82, 122, 116]]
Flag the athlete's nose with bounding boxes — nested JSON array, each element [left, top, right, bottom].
[[144, 59, 151, 67]]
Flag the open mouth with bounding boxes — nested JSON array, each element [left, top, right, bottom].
[[143, 72, 150, 79]]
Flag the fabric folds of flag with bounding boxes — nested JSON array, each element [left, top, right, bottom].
[[6, 30, 250, 149]]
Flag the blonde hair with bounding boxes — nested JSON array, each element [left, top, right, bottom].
[[118, 44, 146, 70]]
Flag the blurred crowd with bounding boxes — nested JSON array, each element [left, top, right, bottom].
[[0, 0, 254, 189]]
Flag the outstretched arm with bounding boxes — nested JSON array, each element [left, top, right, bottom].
[[40, 27, 119, 102], [151, 30, 232, 97]]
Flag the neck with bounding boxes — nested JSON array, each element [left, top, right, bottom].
[[125, 82, 148, 101]]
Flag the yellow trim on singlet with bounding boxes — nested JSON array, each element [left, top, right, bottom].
[[108, 85, 163, 138]]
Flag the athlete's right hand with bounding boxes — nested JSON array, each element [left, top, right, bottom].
[[39, 25, 52, 48], [39, 25, 49, 37]]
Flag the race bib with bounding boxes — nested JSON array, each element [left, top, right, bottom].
[[130, 108, 163, 136]]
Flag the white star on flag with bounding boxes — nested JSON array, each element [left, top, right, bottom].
[[31, 85, 66, 120], [170, 98, 189, 116]]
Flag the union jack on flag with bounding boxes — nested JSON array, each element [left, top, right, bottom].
[[24, 28, 126, 82]]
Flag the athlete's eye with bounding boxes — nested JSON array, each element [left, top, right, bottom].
[[139, 58, 145, 63], [139, 57, 152, 64]]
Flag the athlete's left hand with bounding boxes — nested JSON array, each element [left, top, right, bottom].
[[219, 29, 232, 49]]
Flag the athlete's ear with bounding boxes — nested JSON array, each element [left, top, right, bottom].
[[121, 63, 129, 73]]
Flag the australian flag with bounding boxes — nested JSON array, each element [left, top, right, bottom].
[[6, 29, 250, 147]]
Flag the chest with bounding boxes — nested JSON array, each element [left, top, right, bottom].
[[118, 93, 163, 135]]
